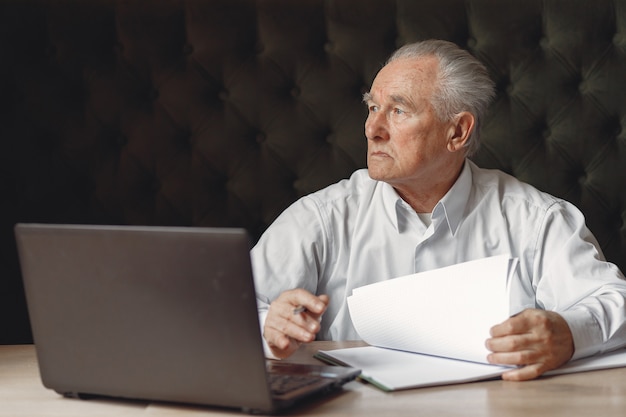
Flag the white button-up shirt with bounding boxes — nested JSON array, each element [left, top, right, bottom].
[[251, 160, 626, 360]]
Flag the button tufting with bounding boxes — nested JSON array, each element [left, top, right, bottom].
[[613, 33, 626, 49], [0, 0, 625, 347], [497, 75, 512, 96], [607, 117, 623, 138], [535, 120, 550, 139]]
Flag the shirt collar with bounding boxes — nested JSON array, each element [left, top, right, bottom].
[[381, 180, 403, 232], [434, 159, 472, 236], [380, 159, 473, 235]]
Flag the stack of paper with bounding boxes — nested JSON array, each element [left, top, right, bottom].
[[315, 255, 626, 391]]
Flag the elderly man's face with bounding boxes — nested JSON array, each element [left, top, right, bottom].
[[364, 56, 461, 193]]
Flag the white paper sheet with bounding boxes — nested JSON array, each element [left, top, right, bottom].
[[317, 255, 626, 392], [315, 346, 626, 391], [346, 254, 518, 364], [316, 346, 510, 391]]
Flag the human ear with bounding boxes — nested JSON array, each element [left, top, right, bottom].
[[446, 112, 475, 152]]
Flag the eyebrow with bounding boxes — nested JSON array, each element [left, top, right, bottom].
[[389, 94, 411, 107], [362, 92, 411, 108]]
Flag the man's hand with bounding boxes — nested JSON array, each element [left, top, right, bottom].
[[485, 309, 574, 381], [263, 289, 329, 359]]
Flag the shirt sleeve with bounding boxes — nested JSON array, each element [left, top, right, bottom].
[[533, 200, 626, 360], [250, 195, 329, 355]]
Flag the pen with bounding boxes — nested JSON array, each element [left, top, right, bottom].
[[293, 305, 307, 315]]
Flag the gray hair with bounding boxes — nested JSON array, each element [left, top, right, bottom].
[[387, 40, 496, 156]]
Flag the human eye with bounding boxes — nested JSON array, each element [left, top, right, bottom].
[[367, 103, 379, 113], [393, 107, 405, 115]]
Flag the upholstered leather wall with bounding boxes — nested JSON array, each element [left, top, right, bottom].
[[1, 0, 625, 343]]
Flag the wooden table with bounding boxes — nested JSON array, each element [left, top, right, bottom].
[[2, 342, 626, 416]]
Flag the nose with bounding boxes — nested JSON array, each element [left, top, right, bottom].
[[364, 111, 389, 142]]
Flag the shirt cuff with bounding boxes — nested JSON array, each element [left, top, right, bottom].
[[258, 309, 281, 360], [559, 308, 603, 361]]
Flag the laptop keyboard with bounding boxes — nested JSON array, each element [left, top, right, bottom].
[[269, 374, 325, 395]]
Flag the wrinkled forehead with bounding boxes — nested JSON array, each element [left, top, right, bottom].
[[368, 55, 440, 103]]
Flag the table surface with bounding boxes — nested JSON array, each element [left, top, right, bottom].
[[2, 341, 626, 416]]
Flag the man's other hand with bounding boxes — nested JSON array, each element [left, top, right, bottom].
[[485, 309, 574, 380]]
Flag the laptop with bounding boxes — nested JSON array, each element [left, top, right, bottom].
[[15, 223, 360, 414]]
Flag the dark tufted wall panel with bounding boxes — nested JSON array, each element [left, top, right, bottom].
[[1, 0, 625, 343]]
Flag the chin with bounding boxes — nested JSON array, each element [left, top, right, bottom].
[[366, 166, 387, 181]]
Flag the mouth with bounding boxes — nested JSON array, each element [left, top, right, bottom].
[[369, 150, 390, 158]]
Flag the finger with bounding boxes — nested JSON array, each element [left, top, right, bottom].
[[318, 293, 330, 306], [263, 318, 314, 360], [500, 363, 544, 381], [294, 294, 330, 320], [265, 308, 318, 343], [294, 294, 329, 316], [263, 329, 301, 359], [485, 332, 535, 353], [489, 314, 530, 338], [278, 289, 328, 316], [487, 349, 539, 367]]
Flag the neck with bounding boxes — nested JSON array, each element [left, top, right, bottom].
[[393, 160, 465, 213]]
